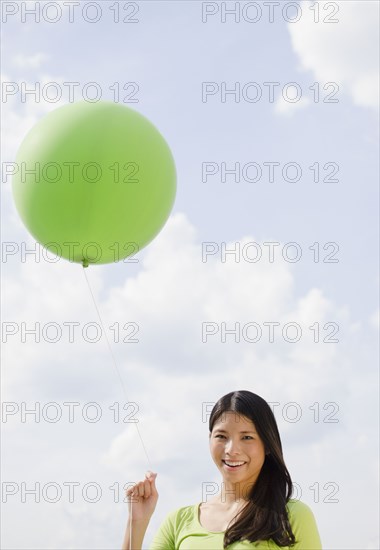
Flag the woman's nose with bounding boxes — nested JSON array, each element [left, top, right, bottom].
[[225, 438, 241, 454]]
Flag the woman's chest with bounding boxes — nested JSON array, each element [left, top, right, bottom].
[[198, 502, 243, 532]]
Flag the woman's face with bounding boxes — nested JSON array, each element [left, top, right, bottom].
[[209, 411, 266, 497]]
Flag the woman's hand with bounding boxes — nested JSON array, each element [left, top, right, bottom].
[[125, 471, 159, 523]]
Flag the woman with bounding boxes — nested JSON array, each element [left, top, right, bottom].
[[122, 390, 322, 549]]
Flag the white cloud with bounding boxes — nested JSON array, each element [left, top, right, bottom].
[[1, 72, 68, 166], [288, 1, 379, 110], [274, 95, 311, 117], [3, 213, 347, 397]]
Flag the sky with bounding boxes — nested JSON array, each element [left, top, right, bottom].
[[1, 1, 379, 549]]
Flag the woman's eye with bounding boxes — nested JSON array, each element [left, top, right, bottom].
[[214, 434, 254, 440]]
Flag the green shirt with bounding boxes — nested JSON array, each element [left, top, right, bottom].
[[149, 498, 322, 549]]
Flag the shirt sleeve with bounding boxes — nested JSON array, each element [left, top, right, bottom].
[[149, 509, 177, 550], [288, 500, 322, 550]]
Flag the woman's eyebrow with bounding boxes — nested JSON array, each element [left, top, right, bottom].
[[214, 429, 257, 434]]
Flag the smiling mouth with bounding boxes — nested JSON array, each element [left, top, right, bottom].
[[222, 460, 247, 469]]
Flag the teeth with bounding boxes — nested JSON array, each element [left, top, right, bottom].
[[224, 461, 245, 467]]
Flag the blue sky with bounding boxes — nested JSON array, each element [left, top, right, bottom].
[[1, 1, 379, 549]]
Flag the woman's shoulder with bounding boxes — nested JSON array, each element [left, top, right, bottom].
[[286, 499, 322, 549], [286, 498, 316, 516], [150, 504, 200, 549], [163, 502, 198, 526], [286, 499, 319, 531]]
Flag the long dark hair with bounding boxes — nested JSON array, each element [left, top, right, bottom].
[[208, 390, 297, 548]]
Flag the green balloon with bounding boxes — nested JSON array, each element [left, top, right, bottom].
[[12, 101, 176, 265]]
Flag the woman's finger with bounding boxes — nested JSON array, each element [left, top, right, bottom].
[[143, 478, 151, 498]]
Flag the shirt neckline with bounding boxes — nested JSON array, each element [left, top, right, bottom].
[[195, 502, 225, 534]]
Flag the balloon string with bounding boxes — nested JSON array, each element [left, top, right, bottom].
[[82, 266, 153, 550], [81, 266, 154, 474]]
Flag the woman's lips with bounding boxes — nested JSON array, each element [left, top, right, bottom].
[[222, 460, 247, 470]]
